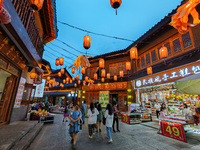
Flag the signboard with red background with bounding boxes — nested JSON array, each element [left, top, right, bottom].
[[121, 113, 130, 124]]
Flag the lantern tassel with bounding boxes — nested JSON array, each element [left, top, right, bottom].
[[116, 9, 117, 15]]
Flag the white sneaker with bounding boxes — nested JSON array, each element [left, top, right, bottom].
[[93, 132, 95, 136], [89, 136, 93, 139], [108, 139, 112, 143]]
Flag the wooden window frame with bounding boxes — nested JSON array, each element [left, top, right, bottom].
[[109, 61, 128, 76]]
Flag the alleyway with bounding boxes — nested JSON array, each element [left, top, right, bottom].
[[28, 114, 200, 150]]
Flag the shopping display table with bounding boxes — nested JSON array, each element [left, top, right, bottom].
[[39, 115, 55, 123]]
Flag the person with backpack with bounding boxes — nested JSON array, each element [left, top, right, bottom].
[[81, 101, 87, 124], [105, 104, 114, 143]]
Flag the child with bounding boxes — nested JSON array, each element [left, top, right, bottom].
[[157, 107, 167, 134], [63, 104, 69, 122]]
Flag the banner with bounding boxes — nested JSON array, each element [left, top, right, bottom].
[[34, 79, 46, 97], [99, 91, 109, 107]]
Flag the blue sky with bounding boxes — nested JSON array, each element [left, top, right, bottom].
[[43, 0, 183, 77]]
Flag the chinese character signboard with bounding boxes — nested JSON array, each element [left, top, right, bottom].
[[34, 79, 46, 97], [99, 91, 109, 108], [121, 113, 130, 124], [135, 61, 200, 88]]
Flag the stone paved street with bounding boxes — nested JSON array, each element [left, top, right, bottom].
[[28, 114, 200, 150]]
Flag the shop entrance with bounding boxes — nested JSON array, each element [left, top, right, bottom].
[[112, 94, 118, 106]]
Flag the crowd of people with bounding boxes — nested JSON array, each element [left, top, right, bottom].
[[63, 101, 120, 149]]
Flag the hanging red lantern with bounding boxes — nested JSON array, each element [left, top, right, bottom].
[[110, 0, 122, 15], [82, 67, 85, 74], [57, 82, 59, 86], [58, 72, 61, 77], [101, 78, 105, 82], [147, 66, 153, 75], [70, 80, 72, 84], [83, 81, 86, 86], [30, 72, 36, 79], [60, 83, 62, 86], [99, 58, 105, 68], [85, 76, 89, 82], [49, 84, 52, 88], [63, 79, 66, 84], [126, 62, 131, 71], [76, 74, 79, 80], [29, 0, 44, 11], [83, 35, 91, 49], [101, 69, 106, 77], [72, 77, 75, 81], [59, 57, 64, 66], [94, 73, 98, 80], [107, 73, 110, 79], [0, 6, 11, 24], [159, 46, 168, 60], [47, 76, 50, 81], [71, 68, 75, 74], [120, 70, 124, 77], [130, 47, 138, 60], [78, 80, 81, 84], [55, 59, 60, 66], [74, 83, 77, 87], [66, 78, 69, 82], [60, 68, 65, 74], [114, 75, 117, 81], [66, 82, 69, 84]]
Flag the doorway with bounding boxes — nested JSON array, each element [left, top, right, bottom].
[[112, 94, 118, 107]]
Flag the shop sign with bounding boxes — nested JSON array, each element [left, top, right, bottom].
[[99, 91, 109, 107], [160, 121, 186, 143], [34, 79, 46, 97], [135, 62, 200, 88], [121, 113, 130, 124]]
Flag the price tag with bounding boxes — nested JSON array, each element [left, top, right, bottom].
[[121, 114, 129, 124], [160, 121, 186, 143]]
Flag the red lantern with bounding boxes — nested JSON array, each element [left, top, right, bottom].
[[55, 59, 60, 66], [126, 62, 131, 71], [60, 83, 62, 86], [99, 58, 105, 69], [0, 6, 11, 24], [72, 77, 75, 81], [49, 84, 52, 88], [63, 79, 66, 84], [101, 78, 105, 82], [29, 0, 44, 11], [83, 81, 86, 86], [107, 73, 110, 79], [147, 66, 153, 75], [159, 46, 168, 60], [47, 76, 50, 81], [76, 74, 79, 80], [71, 68, 75, 74], [57, 82, 59, 86], [82, 67, 85, 74], [30, 72, 36, 79], [130, 47, 138, 60], [60, 68, 65, 74], [70, 80, 72, 84], [110, 0, 122, 9], [66, 78, 69, 82], [94, 73, 98, 80], [83, 35, 91, 49], [85, 76, 89, 82], [74, 83, 77, 87], [101, 69, 106, 77], [59, 57, 64, 66], [120, 70, 124, 77], [78, 80, 81, 84], [58, 72, 61, 77], [114, 75, 117, 81]]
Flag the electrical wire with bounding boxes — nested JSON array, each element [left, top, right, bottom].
[[58, 21, 135, 42]]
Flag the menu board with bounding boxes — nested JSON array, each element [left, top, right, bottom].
[[99, 91, 109, 107], [14, 77, 26, 108], [34, 79, 46, 97]]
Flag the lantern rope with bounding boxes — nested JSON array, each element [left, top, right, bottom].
[[58, 21, 134, 42]]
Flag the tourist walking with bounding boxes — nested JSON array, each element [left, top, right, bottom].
[[87, 103, 99, 139], [105, 104, 114, 143], [157, 107, 167, 134], [112, 101, 120, 132], [81, 101, 87, 124], [63, 103, 69, 122], [154, 101, 161, 119], [96, 104, 103, 132], [69, 105, 82, 149]]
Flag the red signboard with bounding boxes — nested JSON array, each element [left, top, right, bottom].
[[121, 113, 130, 124], [160, 121, 186, 143]]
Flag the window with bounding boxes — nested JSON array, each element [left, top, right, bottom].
[[173, 38, 181, 52], [122, 63, 126, 73], [157, 46, 162, 59], [118, 64, 122, 74], [8, 65, 19, 75], [109, 62, 128, 76], [182, 32, 192, 48], [151, 50, 157, 62], [137, 59, 141, 69], [146, 53, 150, 65], [141, 56, 145, 67], [0, 58, 8, 69], [110, 66, 114, 75], [114, 65, 117, 74], [164, 42, 172, 55]]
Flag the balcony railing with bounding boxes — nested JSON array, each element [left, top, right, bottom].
[[11, 0, 43, 57]]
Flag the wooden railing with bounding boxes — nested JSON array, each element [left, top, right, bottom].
[[11, 0, 43, 57]]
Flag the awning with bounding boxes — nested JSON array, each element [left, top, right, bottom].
[[175, 74, 200, 94]]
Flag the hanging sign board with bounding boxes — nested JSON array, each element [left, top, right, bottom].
[[34, 79, 46, 97], [99, 91, 109, 108]]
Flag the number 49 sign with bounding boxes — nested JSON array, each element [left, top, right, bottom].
[[160, 121, 186, 143]]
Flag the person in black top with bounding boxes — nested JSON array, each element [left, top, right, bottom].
[[112, 101, 120, 132], [63, 103, 69, 122]]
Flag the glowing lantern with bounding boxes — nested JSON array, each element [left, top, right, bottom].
[[30, 72, 36, 79], [0, 7, 11, 24], [85, 76, 89, 82], [70, 80, 72, 84], [74, 83, 77, 87], [71, 68, 75, 74], [83, 35, 91, 49], [57, 82, 59, 86], [99, 58, 105, 68], [60, 83, 62, 86], [94, 73, 98, 80], [159, 46, 168, 60], [107, 73, 110, 79], [60, 68, 65, 74], [55, 59, 60, 66], [72, 77, 75, 81], [101, 69, 106, 77], [47, 76, 50, 81], [76, 74, 79, 80], [66, 78, 69, 82], [101, 78, 105, 82], [78, 80, 81, 84], [59, 57, 64, 66], [147, 66, 153, 75], [82, 67, 85, 74], [126, 62, 131, 71], [110, 0, 122, 15], [114, 75, 117, 81], [83, 81, 86, 86], [58, 72, 61, 77], [29, 0, 44, 11], [63, 79, 66, 84], [120, 70, 124, 77], [49, 84, 52, 88], [130, 47, 138, 60], [66, 82, 69, 84]]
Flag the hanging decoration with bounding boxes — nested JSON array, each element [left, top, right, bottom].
[[74, 83, 77, 88], [99, 58, 105, 68], [130, 47, 138, 60], [47, 76, 50, 81], [101, 69, 106, 77], [69, 55, 91, 73], [159, 46, 168, 60], [83, 81, 86, 86], [59, 57, 64, 66], [114, 75, 117, 81], [63, 79, 66, 84], [85, 76, 89, 82], [0, 6, 11, 24], [78, 80, 81, 84], [101, 78, 105, 82], [28, 0, 44, 11], [71, 67, 75, 74], [30, 72, 36, 79], [66, 77, 69, 82], [147, 66, 153, 75], [55, 59, 60, 66], [120, 70, 124, 77], [70, 80, 72, 84], [72, 77, 75, 81], [107, 73, 110, 79], [76, 74, 79, 80], [83, 35, 91, 49], [170, 0, 200, 34], [57, 82, 59, 86], [58, 72, 61, 77], [60, 68, 65, 74], [126, 62, 131, 71], [110, 0, 122, 15], [94, 73, 98, 80], [81, 67, 85, 74]]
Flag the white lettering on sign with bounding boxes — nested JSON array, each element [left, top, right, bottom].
[[136, 65, 200, 87]]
